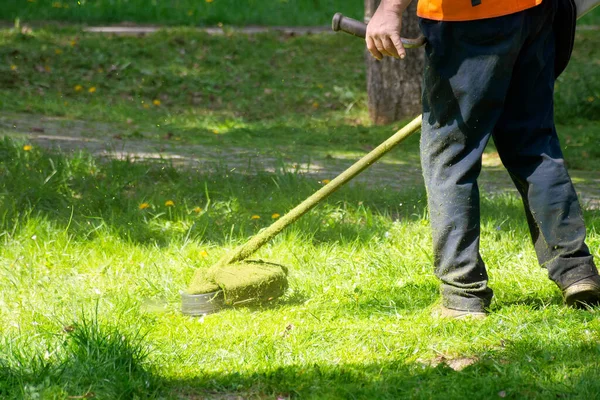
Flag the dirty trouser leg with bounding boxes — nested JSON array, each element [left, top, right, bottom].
[[419, 13, 529, 311], [492, 2, 597, 290]]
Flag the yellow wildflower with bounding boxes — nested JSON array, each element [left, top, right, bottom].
[[200, 250, 209, 257], [312, 102, 319, 109], [321, 179, 331, 184], [55, 49, 63, 55], [165, 200, 175, 207], [251, 215, 261, 220], [153, 99, 161, 106], [74, 84, 83, 92], [88, 86, 96, 93], [212, 129, 219, 134], [23, 145, 32, 151], [138, 202, 150, 210], [44, 65, 51, 72], [10, 65, 17, 71], [70, 40, 77, 47], [271, 213, 281, 219], [587, 96, 595, 103], [206, 0, 214, 3], [193, 207, 202, 213]]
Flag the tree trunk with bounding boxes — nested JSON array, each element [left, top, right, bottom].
[[365, 0, 424, 125]]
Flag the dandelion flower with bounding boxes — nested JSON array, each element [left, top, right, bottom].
[[153, 99, 161, 106], [88, 86, 96, 93], [193, 207, 202, 213], [23, 145, 32, 151], [212, 129, 219, 134], [271, 213, 281, 219], [165, 200, 175, 207], [312, 102, 319, 109], [139, 202, 151, 210], [10, 65, 17, 71], [321, 179, 331, 184], [251, 215, 261, 220], [70, 40, 77, 47], [74, 84, 83, 92], [200, 250, 209, 257]]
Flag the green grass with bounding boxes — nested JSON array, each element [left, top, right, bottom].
[[1, 27, 599, 169], [0, 137, 599, 398], [1, 0, 364, 27], [1, 24, 600, 399], [1, 1, 599, 27]]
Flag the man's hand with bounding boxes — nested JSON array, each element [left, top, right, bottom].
[[366, 0, 413, 60]]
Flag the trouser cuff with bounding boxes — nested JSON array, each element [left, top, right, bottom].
[[442, 286, 492, 313]]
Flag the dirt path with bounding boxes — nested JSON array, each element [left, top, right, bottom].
[[2, 113, 599, 210]]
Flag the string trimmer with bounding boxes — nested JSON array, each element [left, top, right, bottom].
[[180, 1, 598, 315], [181, 14, 424, 316]]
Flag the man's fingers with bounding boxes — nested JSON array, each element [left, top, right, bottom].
[[390, 34, 407, 59], [374, 37, 393, 58], [366, 36, 383, 60], [381, 36, 400, 59]]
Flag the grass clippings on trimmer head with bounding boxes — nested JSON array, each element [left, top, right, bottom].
[[186, 260, 288, 305]]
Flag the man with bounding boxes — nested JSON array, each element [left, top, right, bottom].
[[366, 0, 599, 318]]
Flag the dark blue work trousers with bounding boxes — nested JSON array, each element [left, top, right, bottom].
[[419, 0, 597, 312]]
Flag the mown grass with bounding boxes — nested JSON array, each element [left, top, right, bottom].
[[0, 137, 599, 398], [1, 0, 599, 26], [0, 24, 600, 399]]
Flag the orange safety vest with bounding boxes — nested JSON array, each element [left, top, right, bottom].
[[417, 0, 543, 21]]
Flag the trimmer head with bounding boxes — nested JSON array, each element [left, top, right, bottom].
[[181, 260, 288, 315]]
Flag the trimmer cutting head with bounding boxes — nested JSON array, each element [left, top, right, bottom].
[[181, 260, 288, 315]]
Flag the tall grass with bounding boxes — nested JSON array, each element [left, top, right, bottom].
[[0, 307, 159, 399]]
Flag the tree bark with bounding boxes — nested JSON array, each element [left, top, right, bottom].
[[365, 0, 424, 124]]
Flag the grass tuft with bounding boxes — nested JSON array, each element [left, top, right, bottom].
[[0, 306, 159, 399]]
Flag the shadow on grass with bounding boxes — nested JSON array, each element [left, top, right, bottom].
[[0, 135, 429, 247], [2, 135, 599, 250], [167, 340, 600, 399], [0, 310, 162, 399], [3, 313, 600, 399]]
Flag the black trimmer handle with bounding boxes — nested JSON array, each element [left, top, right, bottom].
[[332, 12, 426, 48]]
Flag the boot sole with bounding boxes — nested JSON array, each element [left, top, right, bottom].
[[564, 283, 600, 308]]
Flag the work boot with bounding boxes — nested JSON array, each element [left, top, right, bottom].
[[433, 305, 487, 320], [563, 275, 600, 308]]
